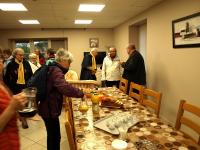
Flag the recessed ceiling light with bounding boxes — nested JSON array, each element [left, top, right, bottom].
[[0, 3, 27, 11], [19, 20, 40, 24], [75, 20, 93, 24], [78, 4, 105, 12]]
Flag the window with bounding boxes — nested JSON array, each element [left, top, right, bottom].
[[34, 40, 48, 56], [12, 38, 68, 59]]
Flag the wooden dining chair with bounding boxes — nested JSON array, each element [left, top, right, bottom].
[[142, 88, 162, 117], [65, 97, 75, 129], [119, 78, 128, 93], [175, 100, 200, 145], [128, 82, 144, 103], [65, 110, 76, 150]]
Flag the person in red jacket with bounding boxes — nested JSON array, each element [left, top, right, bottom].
[[0, 55, 27, 150]]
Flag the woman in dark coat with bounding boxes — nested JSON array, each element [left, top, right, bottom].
[[38, 49, 84, 150], [3, 48, 33, 94], [80, 48, 98, 80]]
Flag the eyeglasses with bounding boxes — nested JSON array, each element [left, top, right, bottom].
[[16, 53, 24, 57]]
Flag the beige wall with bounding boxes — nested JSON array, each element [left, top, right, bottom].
[[114, 0, 200, 126], [0, 28, 113, 75]]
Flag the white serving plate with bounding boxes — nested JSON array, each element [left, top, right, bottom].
[[93, 113, 139, 135]]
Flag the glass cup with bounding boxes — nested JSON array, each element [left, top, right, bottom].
[[18, 87, 37, 117], [78, 100, 89, 118]]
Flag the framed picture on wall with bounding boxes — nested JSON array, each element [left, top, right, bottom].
[[89, 38, 99, 48], [172, 12, 200, 48]]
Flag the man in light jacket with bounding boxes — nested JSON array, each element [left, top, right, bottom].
[[101, 47, 121, 87]]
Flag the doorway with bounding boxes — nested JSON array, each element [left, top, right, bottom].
[[129, 19, 147, 63]]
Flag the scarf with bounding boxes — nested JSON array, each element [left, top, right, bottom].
[[15, 59, 25, 84], [90, 52, 97, 71]]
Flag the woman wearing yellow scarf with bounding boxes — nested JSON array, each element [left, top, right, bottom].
[[3, 48, 33, 128], [80, 48, 98, 80]]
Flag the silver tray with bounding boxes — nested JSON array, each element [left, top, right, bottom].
[[93, 113, 139, 135]]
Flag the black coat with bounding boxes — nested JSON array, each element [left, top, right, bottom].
[[122, 50, 146, 85], [80, 54, 96, 80], [3, 58, 33, 94]]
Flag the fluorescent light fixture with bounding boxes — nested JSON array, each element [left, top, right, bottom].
[[75, 20, 93, 24], [19, 20, 40, 24], [78, 4, 105, 12], [0, 3, 27, 11]]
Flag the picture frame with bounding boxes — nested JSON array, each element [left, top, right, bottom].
[[89, 38, 99, 48], [172, 12, 200, 48]]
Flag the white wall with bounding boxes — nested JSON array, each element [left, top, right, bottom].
[[114, 0, 200, 127], [0, 28, 113, 76], [138, 23, 147, 63]]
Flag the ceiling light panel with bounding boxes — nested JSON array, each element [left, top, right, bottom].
[[78, 4, 105, 12], [0, 3, 27, 11], [75, 20, 93, 24], [19, 20, 40, 24]]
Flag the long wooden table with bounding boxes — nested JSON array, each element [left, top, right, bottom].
[[70, 87, 200, 150]]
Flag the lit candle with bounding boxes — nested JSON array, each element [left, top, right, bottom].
[[111, 139, 128, 150]]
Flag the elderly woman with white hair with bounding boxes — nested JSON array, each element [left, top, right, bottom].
[[80, 47, 98, 80], [4, 48, 33, 95], [38, 49, 84, 150], [3, 48, 33, 129], [28, 53, 41, 73]]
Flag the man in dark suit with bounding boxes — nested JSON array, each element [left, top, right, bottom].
[[121, 44, 146, 93], [80, 48, 98, 80]]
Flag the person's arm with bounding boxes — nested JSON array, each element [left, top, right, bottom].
[[121, 54, 139, 72], [0, 92, 27, 133], [52, 68, 84, 98], [3, 63, 11, 87], [101, 58, 106, 81], [82, 55, 92, 70]]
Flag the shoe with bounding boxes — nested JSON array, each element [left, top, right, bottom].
[[21, 118, 29, 129]]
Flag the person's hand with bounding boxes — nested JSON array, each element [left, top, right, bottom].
[[9, 92, 28, 111], [91, 70, 96, 75], [120, 61, 124, 65]]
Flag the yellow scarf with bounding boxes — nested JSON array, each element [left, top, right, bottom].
[[90, 52, 97, 71], [15, 59, 25, 84]]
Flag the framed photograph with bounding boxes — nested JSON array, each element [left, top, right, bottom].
[[89, 38, 99, 48], [172, 12, 200, 48]]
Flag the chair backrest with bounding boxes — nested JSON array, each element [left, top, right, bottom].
[[175, 100, 200, 145], [142, 88, 162, 117], [128, 82, 144, 103], [119, 78, 128, 93], [65, 110, 76, 150]]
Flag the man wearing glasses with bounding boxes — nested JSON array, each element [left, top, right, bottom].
[[4, 48, 33, 128]]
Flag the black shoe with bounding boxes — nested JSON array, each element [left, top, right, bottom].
[[22, 119, 29, 129]]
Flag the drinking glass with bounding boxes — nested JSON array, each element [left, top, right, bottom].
[[18, 87, 37, 117], [78, 100, 89, 118]]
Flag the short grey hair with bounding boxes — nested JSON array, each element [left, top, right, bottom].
[[55, 49, 73, 63], [12, 48, 24, 57]]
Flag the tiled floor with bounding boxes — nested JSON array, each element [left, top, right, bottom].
[[18, 111, 70, 150]]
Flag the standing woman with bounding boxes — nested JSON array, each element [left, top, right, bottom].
[[0, 55, 27, 150], [38, 49, 84, 150], [4, 48, 33, 94], [3, 48, 33, 128], [28, 53, 41, 73], [80, 48, 98, 80]]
